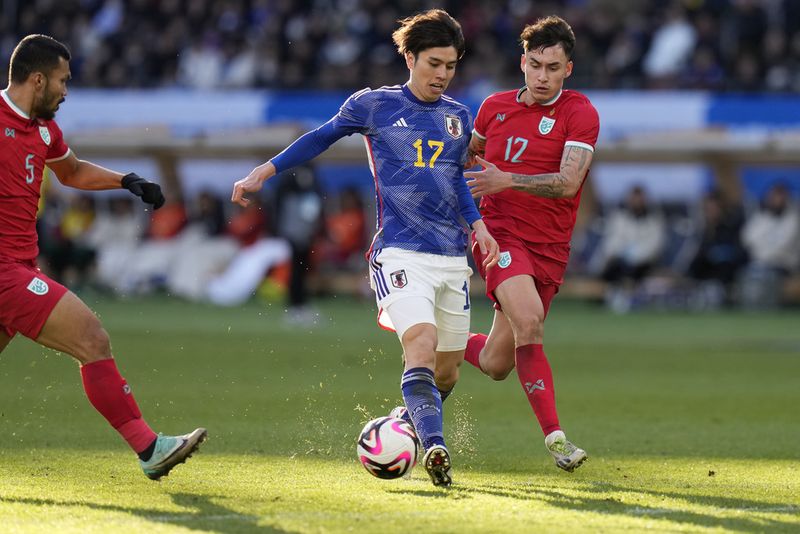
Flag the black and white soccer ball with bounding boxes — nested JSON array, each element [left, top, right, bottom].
[[356, 416, 419, 479]]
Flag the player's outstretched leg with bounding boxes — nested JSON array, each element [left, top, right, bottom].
[[545, 430, 587, 472], [140, 428, 208, 480], [422, 444, 452, 487]]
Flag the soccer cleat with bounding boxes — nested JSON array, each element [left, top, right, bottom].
[[423, 445, 452, 487], [545, 430, 587, 472], [140, 428, 207, 480]]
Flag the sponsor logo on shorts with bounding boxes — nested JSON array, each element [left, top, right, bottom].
[[498, 251, 512, 269], [27, 277, 49, 295], [390, 269, 408, 288], [123, 384, 131, 395]]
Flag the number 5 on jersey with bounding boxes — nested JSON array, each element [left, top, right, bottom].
[[413, 139, 444, 168]]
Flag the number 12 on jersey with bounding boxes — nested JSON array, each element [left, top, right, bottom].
[[413, 139, 444, 168], [504, 136, 528, 163]]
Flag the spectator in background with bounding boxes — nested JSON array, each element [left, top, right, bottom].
[[205, 195, 291, 306], [321, 187, 367, 268], [84, 196, 143, 292], [740, 182, 800, 308], [44, 194, 97, 289], [274, 165, 324, 325], [687, 191, 748, 306], [642, 4, 696, 88], [598, 185, 666, 310]]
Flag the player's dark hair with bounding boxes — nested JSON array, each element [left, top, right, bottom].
[[520, 16, 575, 59], [392, 9, 465, 59], [8, 34, 71, 84]]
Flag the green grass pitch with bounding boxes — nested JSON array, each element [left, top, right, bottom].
[[0, 294, 798, 533]]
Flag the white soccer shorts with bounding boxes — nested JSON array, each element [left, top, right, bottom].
[[368, 247, 473, 351]]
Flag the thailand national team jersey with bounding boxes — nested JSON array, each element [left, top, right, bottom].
[[0, 90, 71, 260], [335, 85, 475, 256], [473, 88, 599, 254]]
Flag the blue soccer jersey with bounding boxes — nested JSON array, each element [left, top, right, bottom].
[[271, 84, 479, 257]]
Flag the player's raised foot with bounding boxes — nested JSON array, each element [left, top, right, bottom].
[[545, 430, 587, 472], [423, 445, 452, 487], [140, 428, 207, 480]]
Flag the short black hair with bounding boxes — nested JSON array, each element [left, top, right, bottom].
[[520, 16, 575, 59], [392, 9, 465, 59], [9, 34, 71, 84]]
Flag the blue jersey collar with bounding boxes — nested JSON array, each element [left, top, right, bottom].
[[402, 84, 441, 106]]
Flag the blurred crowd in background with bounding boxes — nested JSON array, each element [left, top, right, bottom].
[[2, 0, 800, 93], [37, 166, 800, 314], [3, 0, 800, 315]]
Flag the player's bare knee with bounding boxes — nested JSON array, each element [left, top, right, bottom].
[[75, 326, 112, 363], [512, 313, 544, 344]]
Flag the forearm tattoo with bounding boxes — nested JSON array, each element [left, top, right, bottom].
[[510, 146, 590, 198]]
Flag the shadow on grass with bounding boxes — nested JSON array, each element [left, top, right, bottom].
[[450, 480, 798, 533], [0, 492, 289, 533]]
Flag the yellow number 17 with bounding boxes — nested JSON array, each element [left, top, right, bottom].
[[413, 139, 444, 168]]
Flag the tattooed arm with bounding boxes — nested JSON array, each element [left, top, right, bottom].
[[465, 144, 594, 199]]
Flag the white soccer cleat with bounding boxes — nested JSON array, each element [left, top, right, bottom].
[[545, 430, 587, 472]]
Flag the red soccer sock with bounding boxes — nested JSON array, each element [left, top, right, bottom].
[[80, 358, 157, 453], [464, 333, 488, 372], [515, 344, 561, 436]]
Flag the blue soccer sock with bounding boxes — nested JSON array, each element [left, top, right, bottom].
[[401, 367, 445, 450], [398, 386, 452, 426]]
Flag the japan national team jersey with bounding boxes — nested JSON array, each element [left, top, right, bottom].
[[0, 90, 70, 260], [473, 88, 599, 254], [334, 85, 474, 256]]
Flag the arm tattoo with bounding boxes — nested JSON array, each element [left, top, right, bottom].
[[510, 146, 592, 198]]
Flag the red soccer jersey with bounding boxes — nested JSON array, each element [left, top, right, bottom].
[[473, 88, 599, 257], [0, 90, 70, 260]]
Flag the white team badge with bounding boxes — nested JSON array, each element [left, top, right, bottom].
[[538, 116, 556, 135], [444, 114, 463, 139], [39, 126, 51, 146], [390, 269, 408, 288], [27, 277, 50, 295], [498, 251, 512, 269]]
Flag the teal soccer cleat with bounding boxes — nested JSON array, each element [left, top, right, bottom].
[[140, 428, 207, 480]]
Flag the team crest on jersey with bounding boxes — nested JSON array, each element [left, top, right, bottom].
[[444, 114, 463, 139], [538, 116, 556, 135], [39, 126, 51, 145], [27, 277, 49, 295], [390, 269, 408, 288], [498, 251, 512, 269]]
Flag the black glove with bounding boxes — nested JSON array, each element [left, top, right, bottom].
[[121, 173, 165, 210]]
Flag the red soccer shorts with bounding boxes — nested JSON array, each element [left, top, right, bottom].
[[472, 232, 568, 318], [0, 255, 68, 339]]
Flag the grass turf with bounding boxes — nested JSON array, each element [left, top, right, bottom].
[[0, 295, 798, 533]]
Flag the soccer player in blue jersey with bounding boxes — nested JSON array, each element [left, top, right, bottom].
[[232, 9, 498, 487]]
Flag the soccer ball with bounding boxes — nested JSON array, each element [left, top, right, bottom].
[[356, 416, 419, 479]]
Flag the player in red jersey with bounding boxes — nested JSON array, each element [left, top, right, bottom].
[[463, 16, 599, 472], [0, 35, 205, 479]]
